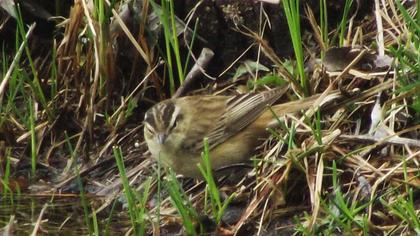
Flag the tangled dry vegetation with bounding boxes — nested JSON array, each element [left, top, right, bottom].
[[0, 0, 419, 235]]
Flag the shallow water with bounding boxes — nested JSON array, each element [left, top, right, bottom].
[[0, 195, 130, 235]]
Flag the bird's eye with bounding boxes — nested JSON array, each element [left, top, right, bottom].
[[170, 120, 177, 130], [145, 123, 154, 134], [171, 113, 183, 130]]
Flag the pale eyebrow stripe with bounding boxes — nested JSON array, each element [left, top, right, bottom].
[[152, 104, 163, 128], [168, 105, 180, 130], [144, 122, 156, 133], [144, 109, 156, 127]]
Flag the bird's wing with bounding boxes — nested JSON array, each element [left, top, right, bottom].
[[196, 86, 288, 152]]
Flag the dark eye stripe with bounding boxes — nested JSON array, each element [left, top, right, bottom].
[[144, 110, 156, 128], [144, 122, 155, 134], [144, 102, 179, 133]]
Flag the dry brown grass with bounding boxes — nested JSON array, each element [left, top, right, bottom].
[[0, 0, 418, 235]]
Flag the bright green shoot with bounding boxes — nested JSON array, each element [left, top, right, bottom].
[[390, 0, 420, 120], [15, 6, 52, 119], [151, 0, 185, 95], [164, 169, 200, 235], [114, 146, 150, 235], [282, 0, 309, 96], [28, 98, 37, 177], [337, 0, 353, 46], [198, 138, 235, 224], [311, 109, 323, 145], [387, 189, 420, 233], [325, 161, 371, 232], [319, 0, 328, 57]]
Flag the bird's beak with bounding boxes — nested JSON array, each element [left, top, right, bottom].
[[156, 133, 167, 144]]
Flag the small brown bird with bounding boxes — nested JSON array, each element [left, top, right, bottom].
[[144, 87, 318, 177]]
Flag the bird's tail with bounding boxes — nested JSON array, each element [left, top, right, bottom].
[[269, 79, 393, 122]]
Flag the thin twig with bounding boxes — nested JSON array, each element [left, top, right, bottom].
[[173, 48, 214, 98], [0, 23, 36, 104], [375, 0, 385, 56], [105, 0, 150, 65], [31, 203, 48, 236]]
